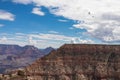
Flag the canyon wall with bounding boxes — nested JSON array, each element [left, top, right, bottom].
[[18, 44, 120, 80]]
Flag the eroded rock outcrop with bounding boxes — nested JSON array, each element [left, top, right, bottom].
[[24, 44, 120, 80]]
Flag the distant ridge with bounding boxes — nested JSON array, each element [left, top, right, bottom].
[[41, 47, 55, 54], [0, 44, 54, 73]]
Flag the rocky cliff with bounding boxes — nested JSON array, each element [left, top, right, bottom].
[[9, 44, 120, 80]]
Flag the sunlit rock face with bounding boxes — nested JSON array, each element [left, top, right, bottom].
[[25, 44, 120, 80]]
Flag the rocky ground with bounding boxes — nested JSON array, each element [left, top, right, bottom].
[[1, 44, 120, 80]]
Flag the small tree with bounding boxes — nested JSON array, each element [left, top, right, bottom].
[[17, 70, 25, 76]]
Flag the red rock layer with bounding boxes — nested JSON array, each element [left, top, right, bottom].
[[25, 44, 120, 80]]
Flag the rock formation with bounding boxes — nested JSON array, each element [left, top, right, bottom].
[[41, 47, 55, 55], [0, 44, 52, 73], [24, 44, 120, 80]]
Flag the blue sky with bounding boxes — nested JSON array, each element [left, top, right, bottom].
[[0, 0, 120, 48]]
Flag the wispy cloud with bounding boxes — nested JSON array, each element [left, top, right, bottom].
[[0, 33, 94, 48], [0, 24, 4, 27], [0, 10, 15, 21], [0, 36, 7, 43], [28, 36, 37, 45], [12, 0, 32, 5], [58, 19, 68, 22], [71, 38, 94, 44], [29, 33, 74, 41], [48, 31, 59, 34], [32, 7, 45, 16]]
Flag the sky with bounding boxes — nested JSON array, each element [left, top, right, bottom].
[[0, 0, 120, 48]]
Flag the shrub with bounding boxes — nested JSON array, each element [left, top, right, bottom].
[[17, 70, 25, 76]]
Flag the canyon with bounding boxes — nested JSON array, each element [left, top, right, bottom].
[[1, 44, 120, 80], [24, 44, 120, 80], [0, 44, 54, 74]]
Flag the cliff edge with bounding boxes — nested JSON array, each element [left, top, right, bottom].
[[8, 44, 120, 80]]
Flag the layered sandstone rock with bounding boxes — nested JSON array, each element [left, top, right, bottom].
[[24, 44, 120, 80]]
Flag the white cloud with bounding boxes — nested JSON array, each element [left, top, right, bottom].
[[0, 10, 15, 21], [48, 31, 59, 34], [28, 36, 37, 45], [11, 0, 120, 43], [12, 0, 32, 5], [71, 38, 94, 44], [73, 19, 120, 42], [31, 33, 86, 42], [15, 33, 25, 35], [32, 7, 45, 16], [58, 19, 68, 22], [29, 33, 94, 47], [0, 33, 94, 48], [29, 33, 74, 41], [0, 36, 7, 43], [33, 0, 120, 43]]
